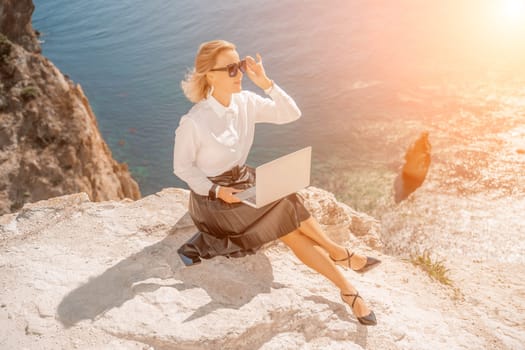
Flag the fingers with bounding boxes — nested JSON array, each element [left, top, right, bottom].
[[225, 194, 241, 203], [218, 186, 244, 203], [245, 54, 263, 70], [228, 188, 242, 203], [245, 55, 255, 67], [224, 187, 243, 193], [245, 56, 257, 73]]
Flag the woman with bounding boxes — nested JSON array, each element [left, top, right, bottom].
[[173, 40, 380, 326]]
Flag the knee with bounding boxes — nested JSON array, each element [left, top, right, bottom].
[[279, 229, 302, 245], [300, 215, 313, 225]]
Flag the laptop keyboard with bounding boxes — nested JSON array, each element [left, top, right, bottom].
[[241, 187, 256, 196], [244, 195, 256, 204], [237, 187, 256, 203]]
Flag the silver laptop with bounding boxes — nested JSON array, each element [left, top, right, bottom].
[[235, 146, 312, 208]]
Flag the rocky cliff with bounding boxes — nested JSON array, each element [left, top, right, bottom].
[[1, 186, 523, 349], [0, 0, 40, 53], [0, 0, 141, 215]]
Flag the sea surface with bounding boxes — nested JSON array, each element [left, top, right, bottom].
[[32, 0, 525, 213]]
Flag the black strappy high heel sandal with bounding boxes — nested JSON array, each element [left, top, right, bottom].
[[340, 291, 377, 326], [330, 248, 381, 274]]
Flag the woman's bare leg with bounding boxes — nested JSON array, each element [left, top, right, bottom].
[[279, 229, 371, 317], [298, 216, 368, 270]]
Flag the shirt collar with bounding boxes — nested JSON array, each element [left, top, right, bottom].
[[206, 92, 239, 118]]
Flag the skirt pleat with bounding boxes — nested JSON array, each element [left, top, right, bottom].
[[177, 164, 311, 264]]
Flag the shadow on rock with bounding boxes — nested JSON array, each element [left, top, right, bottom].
[[57, 212, 276, 327], [303, 294, 368, 347]]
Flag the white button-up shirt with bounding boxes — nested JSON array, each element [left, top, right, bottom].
[[173, 82, 302, 196]]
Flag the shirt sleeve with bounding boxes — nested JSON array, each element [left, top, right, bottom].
[[173, 116, 214, 196], [253, 82, 302, 124]]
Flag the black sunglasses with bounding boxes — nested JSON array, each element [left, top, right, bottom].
[[210, 60, 247, 77]]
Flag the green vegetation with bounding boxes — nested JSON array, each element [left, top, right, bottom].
[[21, 86, 39, 100], [410, 249, 453, 286], [409, 249, 463, 301], [0, 33, 12, 62]]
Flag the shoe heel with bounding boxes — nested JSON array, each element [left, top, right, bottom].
[[340, 291, 377, 326]]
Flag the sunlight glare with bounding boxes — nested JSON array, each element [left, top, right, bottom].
[[501, 0, 525, 23]]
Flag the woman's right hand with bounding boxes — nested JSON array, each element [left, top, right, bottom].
[[218, 186, 243, 203]]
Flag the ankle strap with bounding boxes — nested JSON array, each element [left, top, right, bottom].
[[332, 248, 354, 262], [341, 291, 361, 308]]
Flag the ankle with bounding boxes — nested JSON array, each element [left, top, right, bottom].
[[340, 288, 357, 296], [329, 247, 349, 261]]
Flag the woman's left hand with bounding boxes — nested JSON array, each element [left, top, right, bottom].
[[245, 53, 273, 91]]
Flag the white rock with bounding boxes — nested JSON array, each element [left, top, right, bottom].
[[0, 186, 522, 349]]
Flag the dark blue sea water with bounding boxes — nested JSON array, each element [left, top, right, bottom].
[[32, 0, 525, 213]]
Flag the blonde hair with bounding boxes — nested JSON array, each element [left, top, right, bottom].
[[181, 40, 236, 103]]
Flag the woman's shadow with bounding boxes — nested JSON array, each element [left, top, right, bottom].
[[56, 212, 281, 328]]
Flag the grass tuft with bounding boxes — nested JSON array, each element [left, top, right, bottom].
[[21, 86, 39, 100], [410, 249, 453, 286]]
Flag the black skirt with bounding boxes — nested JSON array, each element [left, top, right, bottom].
[[177, 164, 312, 265]]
